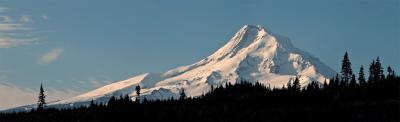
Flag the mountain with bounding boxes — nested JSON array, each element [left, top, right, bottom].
[[4, 25, 336, 112]]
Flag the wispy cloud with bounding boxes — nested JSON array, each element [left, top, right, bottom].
[[20, 15, 31, 23], [76, 77, 113, 89], [0, 7, 9, 12], [1, 16, 12, 22], [0, 38, 38, 48], [0, 7, 39, 48], [0, 23, 31, 31], [0, 23, 36, 48], [89, 79, 112, 88], [41, 14, 48, 21], [38, 48, 64, 64]]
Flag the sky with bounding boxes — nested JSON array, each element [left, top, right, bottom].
[[0, 0, 398, 109]]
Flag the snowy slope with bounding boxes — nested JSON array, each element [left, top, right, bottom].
[[4, 25, 336, 112]]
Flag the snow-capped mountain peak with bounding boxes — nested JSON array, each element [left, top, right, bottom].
[[209, 24, 269, 60], [5, 25, 336, 112]]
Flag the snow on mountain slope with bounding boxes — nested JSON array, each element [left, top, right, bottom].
[[4, 25, 336, 112]]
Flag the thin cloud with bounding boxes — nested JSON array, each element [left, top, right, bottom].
[[77, 78, 113, 89], [0, 38, 38, 48], [41, 14, 48, 21], [20, 15, 31, 23], [38, 48, 64, 64], [0, 23, 31, 31], [0, 6, 38, 48], [72, 77, 114, 92], [0, 23, 36, 48], [89, 79, 112, 88], [1, 16, 12, 22], [0, 7, 9, 12]]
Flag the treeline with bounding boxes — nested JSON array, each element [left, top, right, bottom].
[[0, 52, 399, 122]]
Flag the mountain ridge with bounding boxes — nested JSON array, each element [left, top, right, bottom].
[[4, 24, 336, 112]]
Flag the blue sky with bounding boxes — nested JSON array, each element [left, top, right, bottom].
[[0, 0, 399, 109]]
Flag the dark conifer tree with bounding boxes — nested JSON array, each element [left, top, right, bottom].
[[306, 81, 319, 92], [323, 79, 329, 89], [335, 73, 340, 87], [387, 66, 395, 80], [124, 95, 130, 101], [287, 80, 292, 93], [350, 74, 357, 87], [374, 57, 384, 81], [136, 85, 141, 96], [135, 85, 141, 102], [180, 88, 187, 100], [37, 83, 46, 111], [340, 52, 353, 86], [368, 60, 376, 83], [328, 77, 335, 89], [292, 77, 301, 94], [323, 79, 329, 92], [89, 99, 95, 108], [108, 96, 116, 107], [358, 65, 366, 85]]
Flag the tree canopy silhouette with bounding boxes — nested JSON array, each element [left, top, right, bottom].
[[37, 83, 46, 111]]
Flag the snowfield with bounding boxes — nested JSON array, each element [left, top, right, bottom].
[[4, 25, 336, 112]]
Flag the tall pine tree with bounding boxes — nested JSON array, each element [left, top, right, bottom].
[[340, 52, 353, 86], [287, 80, 292, 92], [375, 57, 384, 81], [368, 60, 376, 83], [179, 88, 187, 100], [358, 65, 366, 85], [335, 73, 340, 87], [323, 79, 328, 89], [292, 77, 301, 94], [37, 83, 46, 111], [135, 85, 141, 102]]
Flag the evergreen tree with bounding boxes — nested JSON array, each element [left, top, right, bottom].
[[179, 88, 186, 100], [89, 99, 95, 108], [108, 96, 116, 107], [306, 81, 319, 92], [125, 95, 131, 103], [374, 57, 384, 81], [323, 80, 328, 92], [387, 66, 395, 80], [136, 85, 141, 96], [328, 77, 335, 89], [335, 73, 340, 87], [358, 65, 366, 85], [368, 60, 376, 83], [287, 80, 292, 92], [340, 52, 353, 86], [350, 74, 357, 87], [37, 83, 46, 111], [323, 79, 329, 93], [292, 77, 301, 94], [135, 85, 141, 102]]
